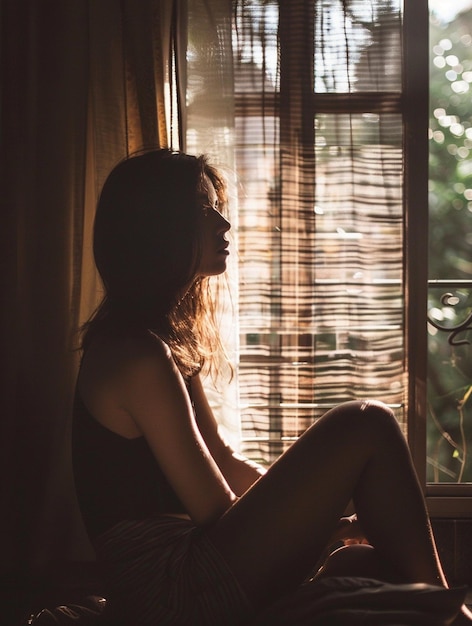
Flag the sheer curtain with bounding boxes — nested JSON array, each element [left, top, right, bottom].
[[233, 0, 406, 465], [0, 0, 183, 575], [186, 0, 240, 449]]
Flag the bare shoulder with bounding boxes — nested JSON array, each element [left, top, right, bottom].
[[77, 329, 177, 438]]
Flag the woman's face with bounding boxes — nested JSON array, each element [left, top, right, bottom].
[[196, 175, 231, 277]]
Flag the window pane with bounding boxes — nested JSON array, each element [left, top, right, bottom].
[[233, 0, 279, 92], [314, 0, 402, 93], [428, 3, 472, 483]]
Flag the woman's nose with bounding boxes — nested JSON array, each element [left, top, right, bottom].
[[218, 213, 231, 233]]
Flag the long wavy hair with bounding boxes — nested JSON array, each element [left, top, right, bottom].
[[81, 148, 228, 378]]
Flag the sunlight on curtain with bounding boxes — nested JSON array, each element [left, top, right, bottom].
[[185, 0, 241, 449], [79, 0, 182, 333], [233, 0, 405, 465]]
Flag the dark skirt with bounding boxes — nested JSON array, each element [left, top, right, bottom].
[[94, 515, 254, 626]]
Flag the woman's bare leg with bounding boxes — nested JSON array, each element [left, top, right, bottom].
[[207, 400, 457, 611]]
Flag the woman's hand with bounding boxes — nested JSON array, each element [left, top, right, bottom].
[[330, 514, 369, 546]]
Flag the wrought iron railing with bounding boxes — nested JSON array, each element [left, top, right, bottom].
[[427, 279, 472, 484]]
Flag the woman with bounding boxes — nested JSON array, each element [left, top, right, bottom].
[[72, 149, 471, 625]]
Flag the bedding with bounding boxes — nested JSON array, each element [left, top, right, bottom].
[[26, 576, 468, 625], [252, 576, 467, 626]]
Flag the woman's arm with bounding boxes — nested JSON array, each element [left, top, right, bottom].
[[117, 336, 237, 526], [190, 374, 266, 496]]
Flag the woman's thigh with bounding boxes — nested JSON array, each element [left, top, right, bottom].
[[206, 400, 403, 607]]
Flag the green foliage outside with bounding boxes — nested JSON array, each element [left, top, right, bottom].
[[428, 8, 472, 482]]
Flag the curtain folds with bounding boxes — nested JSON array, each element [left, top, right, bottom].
[[1, 0, 184, 575], [1, 0, 92, 574]]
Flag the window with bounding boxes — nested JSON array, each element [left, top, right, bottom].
[[186, 0, 472, 512]]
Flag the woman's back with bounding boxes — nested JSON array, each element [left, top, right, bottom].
[[72, 330, 190, 540], [72, 391, 187, 540]]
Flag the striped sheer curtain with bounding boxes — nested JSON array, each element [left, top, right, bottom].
[[232, 0, 405, 465]]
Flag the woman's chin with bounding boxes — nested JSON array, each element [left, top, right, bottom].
[[199, 259, 229, 277]]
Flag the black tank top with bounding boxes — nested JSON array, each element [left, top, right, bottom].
[[72, 394, 187, 541]]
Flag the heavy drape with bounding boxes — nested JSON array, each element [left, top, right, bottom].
[[0, 0, 185, 580]]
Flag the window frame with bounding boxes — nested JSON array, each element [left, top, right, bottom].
[[405, 0, 472, 514]]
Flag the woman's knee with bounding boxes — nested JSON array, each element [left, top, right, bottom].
[[318, 400, 401, 446], [316, 544, 375, 579], [327, 399, 396, 426], [315, 543, 402, 583]]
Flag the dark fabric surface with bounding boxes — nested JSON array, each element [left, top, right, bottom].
[[93, 515, 253, 626], [72, 394, 186, 540]]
